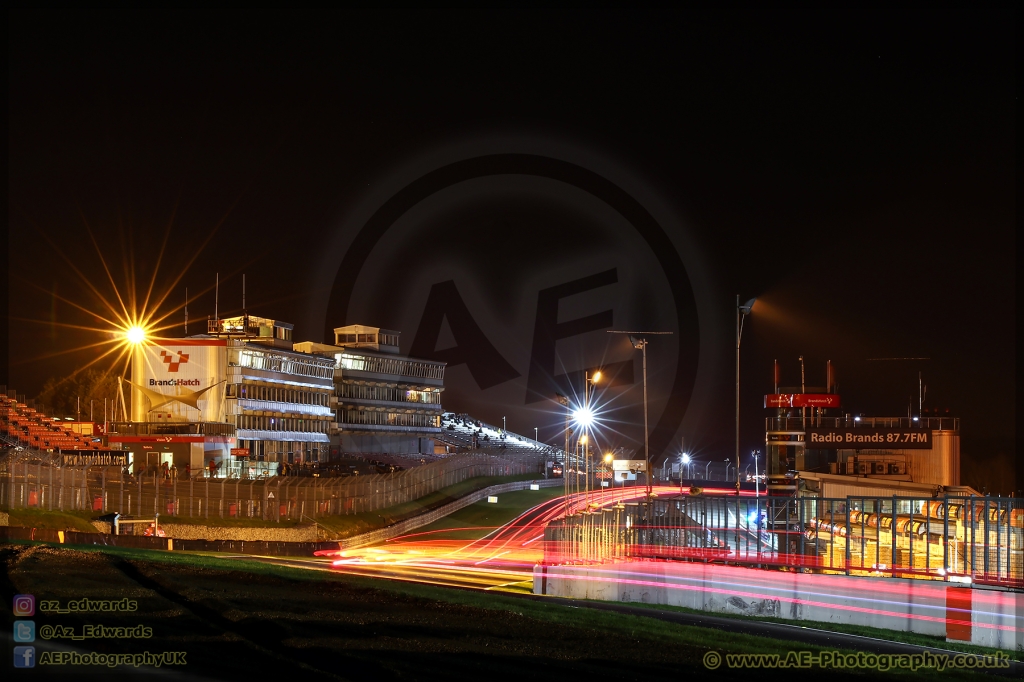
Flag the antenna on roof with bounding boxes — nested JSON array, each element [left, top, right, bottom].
[[242, 273, 248, 332]]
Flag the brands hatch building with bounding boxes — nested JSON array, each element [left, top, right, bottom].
[[109, 317, 444, 477]]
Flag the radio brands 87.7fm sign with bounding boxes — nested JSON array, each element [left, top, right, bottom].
[[805, 428, 933, 449], [319, 145, 713, 458]]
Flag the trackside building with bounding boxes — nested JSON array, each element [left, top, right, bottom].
[[111, 318, 445, 476]]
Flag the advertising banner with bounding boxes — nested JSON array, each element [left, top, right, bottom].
[[612, 459, 647, 472], [131, 339, 228, 422], [765, 394, 841, 408], [805, 428, 932, 449]]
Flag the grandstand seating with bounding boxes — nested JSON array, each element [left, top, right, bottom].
[[438, 412, 564, 464], [1, 388, 109, 453]]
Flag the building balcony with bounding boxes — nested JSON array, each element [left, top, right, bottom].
[[108, 421, 236, 437]]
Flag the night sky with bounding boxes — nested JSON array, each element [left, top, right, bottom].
[[6, 10, 1017, 492]]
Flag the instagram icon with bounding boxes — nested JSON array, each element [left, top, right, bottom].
[[13, 594, 35, 617]]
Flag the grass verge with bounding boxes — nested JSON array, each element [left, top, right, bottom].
[[314, 473, 541, 539], [4, 508, 100, 532], [404, 486, 565, 541]]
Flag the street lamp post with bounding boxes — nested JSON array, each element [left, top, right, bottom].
[[556, 394, 570, 516], [705, 461, 712, 480], [583, 370, 601, 507], [752, 449, 760, 498], [680, 453, 690, 495], [607, 330, 671, 512], [736, 296, 756, 495]]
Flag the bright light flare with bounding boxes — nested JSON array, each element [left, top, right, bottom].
[[125, 326, 147, 344], [572, 407, 595, 427]]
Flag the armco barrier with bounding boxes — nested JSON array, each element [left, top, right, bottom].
[[340, 478, 561, 549]]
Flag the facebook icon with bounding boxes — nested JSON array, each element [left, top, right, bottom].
[[14, 646, 35, 668]]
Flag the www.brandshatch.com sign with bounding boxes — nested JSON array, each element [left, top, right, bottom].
[[805, 428, 933, 449]]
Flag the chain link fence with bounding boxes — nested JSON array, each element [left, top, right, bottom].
[[1, 450, 537, 523]]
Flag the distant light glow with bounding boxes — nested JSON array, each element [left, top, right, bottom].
[[854, 416, 861, 422], [681, 454, 691, 464], [913, 417, 919, 422]]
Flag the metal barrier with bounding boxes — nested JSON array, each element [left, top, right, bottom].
[[0, 452, 535, 523], [543, 494, 1024, 588]]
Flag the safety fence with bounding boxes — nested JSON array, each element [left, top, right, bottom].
[[543, 494, 1024, 588], [1, 452, 533, 523]]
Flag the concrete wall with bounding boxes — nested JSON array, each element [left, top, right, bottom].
[[535, 561, 1023, 651]]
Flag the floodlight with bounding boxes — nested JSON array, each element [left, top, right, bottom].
[[126, 326, 146, 344], [738, 298, 756, 315], [572, 407, 594, 428]]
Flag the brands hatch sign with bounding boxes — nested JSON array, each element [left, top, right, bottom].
[[805, 428, 933, 449], [149, 379, 201, 387]]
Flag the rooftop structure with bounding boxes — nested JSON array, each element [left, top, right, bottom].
[[331, 324, 400, 355], [295, 330, 445, 455], [763, 369, 963, 498]]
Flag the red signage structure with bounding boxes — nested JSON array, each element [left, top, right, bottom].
[[230, 448, 250, 457], [765, 394, 841, 408]]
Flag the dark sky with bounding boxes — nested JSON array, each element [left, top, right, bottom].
[[6, 10, 1017, 490]]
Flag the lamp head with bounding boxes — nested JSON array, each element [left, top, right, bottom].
[[681, 454, 691, 464], [591, 370, 602, 384], [629, 335, 645, 350], [126, 326, 147, 344], [738, 298, 756, 315]]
